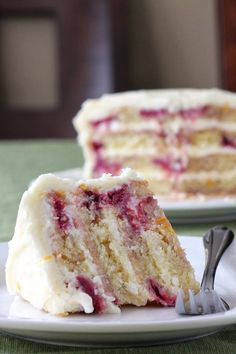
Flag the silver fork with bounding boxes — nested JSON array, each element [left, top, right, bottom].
[[175, 226, 234, 315]]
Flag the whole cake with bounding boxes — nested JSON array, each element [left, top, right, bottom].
[[6, 169, 199, 315], [73, 89, 236, 197]]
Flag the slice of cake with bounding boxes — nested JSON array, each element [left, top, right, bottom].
[[6, 169, 199, 315], [73, 89, 236, 197]]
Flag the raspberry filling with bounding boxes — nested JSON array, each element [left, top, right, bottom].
[[49, 192, 70, 231], [82, 184, 157, 233], [91, 116, 116, 129], [152, 157, 186, 174], [91, 141, 103, 151], [148, 278, 176, 306], [222, 136, 236, 148], [140, 109, 168, 119], [91, 140, 122, 176], [94, 157, 122, 176], [178, 106, 208, 120], [76, 276, 106, 313], [140, 106, 208, 121]]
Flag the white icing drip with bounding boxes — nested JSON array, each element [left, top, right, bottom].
[[76, 292, 93, 313]]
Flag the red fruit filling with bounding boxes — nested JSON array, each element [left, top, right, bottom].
[[152, 157, 186, 174], [91, 141, 103, 151], [100, 184, 130, 207], [126, 196, 156, 232], [140, 108, 168, 119], [94, 157, 122, 176], [140, 106, 208, 121], [49, 192, 70, 231], [91, 116, 116, 129], [82, 184, 157, 233], [91, 140, 122, 176], [178, 105, 208, 120], [76, 276, 106, 313], [222, 136, 236, 148], [148, 278, 176, 306]]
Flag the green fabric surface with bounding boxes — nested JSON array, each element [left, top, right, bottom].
[[0, 139, 236, 353], [0, 139, 83, 242]]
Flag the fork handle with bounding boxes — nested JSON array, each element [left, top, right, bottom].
[[201, 226, 234, 291]]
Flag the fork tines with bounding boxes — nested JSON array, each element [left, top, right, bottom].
[[176, 289, 229, 315]]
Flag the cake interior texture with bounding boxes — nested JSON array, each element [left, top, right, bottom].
[[6, 170, 199, 315], [73, 89, 236, 196]]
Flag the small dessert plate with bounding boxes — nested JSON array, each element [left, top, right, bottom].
[[52, 168, 236, 223], [1, 236, 236, 347]]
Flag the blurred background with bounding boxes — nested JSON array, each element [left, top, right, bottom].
[[0, 0, 235, 138]]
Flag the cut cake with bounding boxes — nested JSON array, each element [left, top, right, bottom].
[[6, 169, 199, 315]]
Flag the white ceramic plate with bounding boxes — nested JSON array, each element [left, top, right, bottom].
[[1, 237, 236, 347], [52, 168, 236, 223], [159, 197, 236, 223]]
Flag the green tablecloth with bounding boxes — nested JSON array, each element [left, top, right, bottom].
[[0, 139, 236, 353]]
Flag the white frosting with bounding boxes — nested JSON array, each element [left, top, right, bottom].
[[162, 117, 236, 134], [73, 88, 236, 123], [5, 169, 139, 315], [79, 118, 236, 137], [102, 144, 236, 159]]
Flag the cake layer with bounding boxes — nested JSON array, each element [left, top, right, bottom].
[[88, 152, 236, 177], [146, 170, 236, 196], [6, 169, 199, 315], [90, 129, 236, 152], [77, 107, 236, 153]]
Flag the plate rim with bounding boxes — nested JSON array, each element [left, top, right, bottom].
[[1, 237, 236, 335]]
